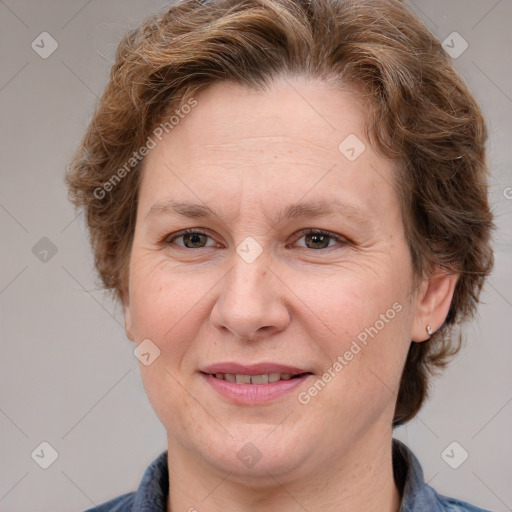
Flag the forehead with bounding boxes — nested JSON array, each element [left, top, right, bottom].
[[158, 78, 366, 153], [139, 78, 399, 223]]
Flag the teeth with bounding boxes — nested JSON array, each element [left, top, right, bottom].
[[250, 374, 268, 385], [211, 372, 301, 384]]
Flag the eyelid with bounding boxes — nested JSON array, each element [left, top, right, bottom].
[[164, 228, 217, 247], [163, 228, 349, 249], [291, 228, 349, 248]]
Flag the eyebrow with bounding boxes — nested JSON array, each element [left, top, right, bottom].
[[145, 199, 371, 226]]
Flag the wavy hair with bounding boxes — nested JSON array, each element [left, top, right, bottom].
[[66, 0, 494, 425]]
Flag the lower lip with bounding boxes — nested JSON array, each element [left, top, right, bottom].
[[202, 373, 311, 404]]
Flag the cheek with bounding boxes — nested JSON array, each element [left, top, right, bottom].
[[127, 258, 213, 437], [308, 259, 410, 344], [299, 290, 412, 445], [303, 246, 414, 402], [128, 255, 208, 342]]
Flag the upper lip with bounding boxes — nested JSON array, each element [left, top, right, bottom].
[[200, 362, 310, 376]]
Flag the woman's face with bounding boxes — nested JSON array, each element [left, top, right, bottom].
[[125, 78, 421, 481]]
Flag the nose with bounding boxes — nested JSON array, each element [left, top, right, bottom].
[[210, 254, 291, 341]]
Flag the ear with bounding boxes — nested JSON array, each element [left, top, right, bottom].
[[411, 268, 459, 342], [122, 291, 136, 342], [119, 277, 136, 342], [124, 303, 135, 342]]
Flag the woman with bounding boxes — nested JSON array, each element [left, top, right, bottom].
[[66, 0, 494, 510]]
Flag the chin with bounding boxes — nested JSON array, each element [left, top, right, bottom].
[[191, 424, 318, 484]]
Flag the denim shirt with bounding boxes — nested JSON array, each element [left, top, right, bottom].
[[84, 439, 492, 512]]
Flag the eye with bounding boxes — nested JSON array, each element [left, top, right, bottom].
[[163, 228, 348, 251], [293, 229, 348, 250], [165, 229, 218, 249]]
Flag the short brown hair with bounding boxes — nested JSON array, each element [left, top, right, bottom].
[[66, 0, 494, 425]]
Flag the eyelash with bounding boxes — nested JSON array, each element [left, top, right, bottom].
[[163, 228, 349, 250]]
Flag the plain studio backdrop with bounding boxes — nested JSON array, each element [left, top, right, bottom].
[[0, 1, 511, 511]]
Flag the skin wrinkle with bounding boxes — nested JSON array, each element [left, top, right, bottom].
[[202, 136, 340, 153], [144, 198, 376, 238], [141, 217, 385, 277]]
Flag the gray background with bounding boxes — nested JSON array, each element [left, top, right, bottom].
[[0, 1, 511, 511]]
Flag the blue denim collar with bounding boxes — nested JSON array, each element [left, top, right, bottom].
[[93, 438, 490, 512]]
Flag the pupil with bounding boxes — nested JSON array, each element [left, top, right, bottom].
[[185, 233, 205, 247], [308, 234, 328, 249]]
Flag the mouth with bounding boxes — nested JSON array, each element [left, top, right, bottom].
[[201, 371, 311, 384], [199, 363, 313, 404]]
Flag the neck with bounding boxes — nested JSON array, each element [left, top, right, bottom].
[[166, 430, 401, 512]]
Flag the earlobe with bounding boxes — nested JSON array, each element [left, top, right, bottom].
[[411, 269, 459, 342]]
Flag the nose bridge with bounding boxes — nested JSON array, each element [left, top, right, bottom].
[[211, 246, 290, 339], [227, 229, 271, 294], [226, 247, 272, 308]]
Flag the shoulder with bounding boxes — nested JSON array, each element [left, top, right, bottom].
[[403, 477, 493, 512], [81, 450, 169, 512], [392, 439, 494, 512], [435, 492, 494, 512], [83, 492, 135, 512]]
